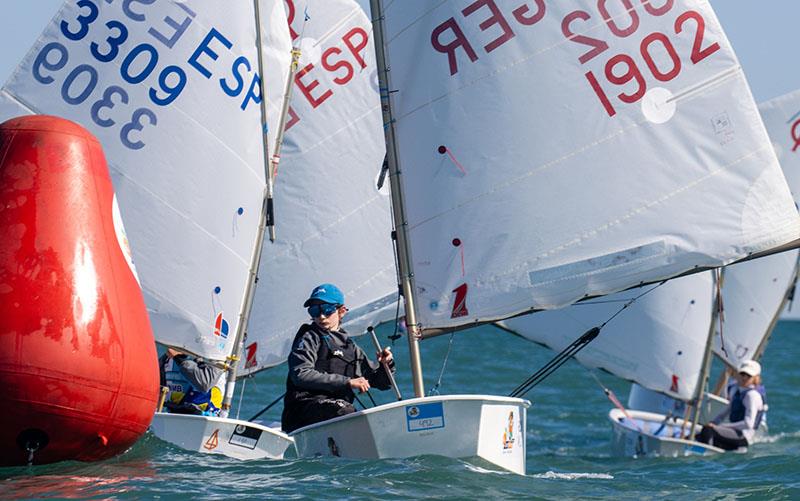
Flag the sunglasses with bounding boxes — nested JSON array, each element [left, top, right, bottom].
[[308, 303, 340, 318]]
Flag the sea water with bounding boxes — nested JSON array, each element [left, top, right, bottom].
[[2, 321, 798, 500]]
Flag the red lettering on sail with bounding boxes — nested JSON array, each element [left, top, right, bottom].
[[430, 1, 546, 75], [462, 0, 516, 54], [295, 63, 334, 108], [285, 0, 300, 40], [322, 47, 354, 86], [431, 18, 478, 76], [558, 3, 724, 117], [284, 105, 300, 132], [790, 119, 800, 152], [343, 27, 369, 69], [512, 0, 546, 26], [451, 283, 469, 318], [670, 375, 679, 393]]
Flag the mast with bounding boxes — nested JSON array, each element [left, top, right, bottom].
[[688, 268, 723, 441], [269, 45, 302, 220], [252, 0, 279, 243], [221, 0, 289, 415], [370, 0, 425, 397]]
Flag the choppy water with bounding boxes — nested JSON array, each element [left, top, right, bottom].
[[3, 321, 799, 500]]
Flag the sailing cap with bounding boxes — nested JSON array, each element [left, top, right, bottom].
[[738, 360, 761, 377], [303, 283, 345, 307]]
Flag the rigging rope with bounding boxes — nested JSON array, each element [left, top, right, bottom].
[[428, 333, 455, 396], [586, 370, 642, 432], [235, 376, 247, 420], [509, 281, 667, 398], [247, 391, 285, 422], [715, 271, 729, 359]]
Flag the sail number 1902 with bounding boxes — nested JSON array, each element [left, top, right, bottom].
[[562, 1, 721, 117]]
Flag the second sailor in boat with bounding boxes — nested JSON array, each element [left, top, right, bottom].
[[159, 348, 226, 416], [696, 360, 767, 450], [281, 283, 396, 433]]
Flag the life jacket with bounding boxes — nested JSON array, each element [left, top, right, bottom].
[[285, 324, 361, 403], [729, 385, 767, 429], [161, 357, 222, 415]]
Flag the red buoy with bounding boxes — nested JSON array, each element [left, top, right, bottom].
[[0, 115, 159, 466]]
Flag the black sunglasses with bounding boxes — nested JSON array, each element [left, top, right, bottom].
[[308, 303, 340, 318]]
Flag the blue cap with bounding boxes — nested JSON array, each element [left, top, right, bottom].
[[303, 283, 345, 307]]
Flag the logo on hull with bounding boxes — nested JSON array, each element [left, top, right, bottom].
[[204, 429, 220, 450], [502, 411, 515, 450]]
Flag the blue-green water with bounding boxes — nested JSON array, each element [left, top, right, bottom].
[[3, 321, 799, 500]]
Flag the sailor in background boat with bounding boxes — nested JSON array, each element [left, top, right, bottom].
[[159, 348, 225, 416], [696, 360, 767, 450], [281, 283, 396, 433]]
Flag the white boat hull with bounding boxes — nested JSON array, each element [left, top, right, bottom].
[[150, 413, 294, 460], [291, 395, 530, 474], [608, 408, 725, 457], [627, 383, 729, 424]]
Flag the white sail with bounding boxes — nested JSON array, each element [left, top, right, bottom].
[[0, 0, 292, 361], [500, 273, 713, 401], [712, 253, 797, 368], [240, 0, 395, 374], [380, 0, 799, 331], [759, 90, 800, 322]]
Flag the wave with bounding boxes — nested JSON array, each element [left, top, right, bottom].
[[532, 471, 615, 480]]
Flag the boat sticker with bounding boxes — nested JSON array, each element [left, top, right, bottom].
[[450, 283, 469, 318], [214, 312, 229, 339], [229, 424, 262, 450], [245, 342, 258, 369], [502, 411, 515, 450], [686, 444, 707, 455], [670, 374, 679, 393], [406, 402, 445, 432], [204, 429, 220, 450]]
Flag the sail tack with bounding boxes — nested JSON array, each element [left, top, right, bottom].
[[379, 0, 800, 330], [0, 0, 292, 360]]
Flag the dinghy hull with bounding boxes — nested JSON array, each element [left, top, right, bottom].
[[150, 413, 294, 460], [291, 395, 529, 474], [608, 408, 724, 457]]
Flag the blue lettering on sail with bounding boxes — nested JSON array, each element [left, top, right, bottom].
[[26, 0, 264, 151]]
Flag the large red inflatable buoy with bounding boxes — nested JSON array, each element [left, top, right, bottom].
[[0, 115, 159, 466]]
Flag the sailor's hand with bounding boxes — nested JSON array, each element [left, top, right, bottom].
[[349, 377, 371, 393], [377, 347, 393, 365], [707, 422, 716, 429], [166, 348, 183, 358]]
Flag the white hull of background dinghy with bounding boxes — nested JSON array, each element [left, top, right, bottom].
[[291, 395, 530, 475], [608, 408, 724, 457], [151, 413, 294, 460]]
